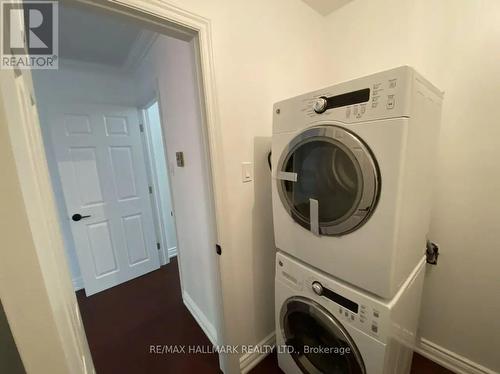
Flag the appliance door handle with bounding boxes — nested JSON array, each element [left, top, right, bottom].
[[72, 213, 91, 222]]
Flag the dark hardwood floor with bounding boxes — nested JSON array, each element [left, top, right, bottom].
[[76, 258, 220, 373], [77, 259, 452, 374]]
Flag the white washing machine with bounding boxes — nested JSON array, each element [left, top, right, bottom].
[[275, 251, 425, 374], [271, 66, 442, 299]]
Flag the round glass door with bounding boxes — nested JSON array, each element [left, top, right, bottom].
[[281, 297, 365, 374], [277, 125, 379, 236]]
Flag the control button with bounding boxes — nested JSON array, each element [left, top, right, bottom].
[[371, 324, 378, 333], [346, 106, 351, 119], [387, 95, 395, 109], [344, 311, 348, 317], [312, 281, 323, 296], [360, 105, 366, 114], [313, 97, 328, 114], [350, 315, 355, 321], [360, 317, 365, 323], [373, 310, 379, 318], [339, 307, 343, 314]]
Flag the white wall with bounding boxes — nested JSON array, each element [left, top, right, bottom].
[[32, 65, 137, 288], [326, 1, 500, 372], [410, 2, 500, 372]]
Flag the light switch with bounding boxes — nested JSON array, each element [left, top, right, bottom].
[[241, 162, 253, 183]]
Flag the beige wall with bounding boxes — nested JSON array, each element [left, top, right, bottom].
[[326, 0, 500, 372]]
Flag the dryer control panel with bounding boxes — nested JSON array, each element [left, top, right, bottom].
[[302, 75, 403, 121], [273, 66, 416, 134]]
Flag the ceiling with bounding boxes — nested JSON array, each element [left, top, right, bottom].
[[301, 0, 353, 15], [59, 4, 149, 68], [58, 1, 349, 68]]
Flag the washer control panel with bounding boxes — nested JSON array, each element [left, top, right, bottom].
[[278, 252, 390, 343], [306, 277, 386, 340]]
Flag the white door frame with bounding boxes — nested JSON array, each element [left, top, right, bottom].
[[139, 97, 176, 266], [1, 1, 236, 373]]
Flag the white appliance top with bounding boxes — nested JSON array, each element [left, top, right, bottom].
[[273, 66, 443, 133]]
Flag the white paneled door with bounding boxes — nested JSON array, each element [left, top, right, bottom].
[[50, 103, 159, 295]]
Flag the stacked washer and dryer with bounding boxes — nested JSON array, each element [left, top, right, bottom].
[[271, 66, 443, 374]]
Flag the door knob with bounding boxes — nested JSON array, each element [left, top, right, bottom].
[[72, 213, 91, 222]]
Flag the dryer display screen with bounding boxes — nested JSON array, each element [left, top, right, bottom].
[[324, 88, 370, 111], [323, 287, 359, 314]]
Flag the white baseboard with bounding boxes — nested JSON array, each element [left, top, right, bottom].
[[168, 246, 177, 258], [182, 291, 218, 346], [416, 338, 496, 374], [73, 276, 84, 291], [240, 332, 276, 374]]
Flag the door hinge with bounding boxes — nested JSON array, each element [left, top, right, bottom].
[[176, 151, 185, 167], [148, 186, 153, 194], [157, 242, 161, 250], [215, 244, 222, 256], [139, 124, 144, 133]]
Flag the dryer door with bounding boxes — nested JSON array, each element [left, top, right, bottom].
[[277, 125, 379, 236], [281, 297, 365, 374]]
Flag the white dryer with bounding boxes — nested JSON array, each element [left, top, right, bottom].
[[271, 66, 442, 299], [275, 251, 425, 374]]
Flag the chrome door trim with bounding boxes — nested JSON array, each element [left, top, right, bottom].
[[280, 296, 366, 374], [276, 124, 380, 236]]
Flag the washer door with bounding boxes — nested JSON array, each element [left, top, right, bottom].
[[277, 125, 379, 236], [281, 297, 365, 374]]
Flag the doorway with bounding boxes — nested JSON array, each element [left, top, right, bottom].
[[142, 100, 178, 265], [29, 1, 224, 371]]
